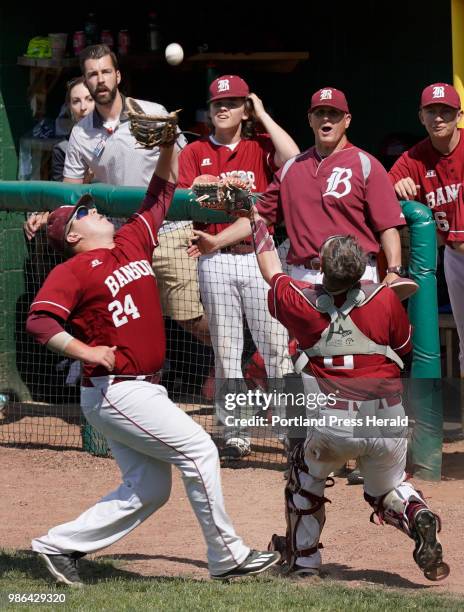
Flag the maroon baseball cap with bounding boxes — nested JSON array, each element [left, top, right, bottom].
[[47, 193, 95, 253], [309, 87, 350, 113], [421, 83, 461, 109], [208, 75, 250, 102]]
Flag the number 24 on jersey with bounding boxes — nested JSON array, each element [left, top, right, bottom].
[[108, 294, 140, 327]]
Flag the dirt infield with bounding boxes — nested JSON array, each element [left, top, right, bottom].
[[2, 441, 463, 594]]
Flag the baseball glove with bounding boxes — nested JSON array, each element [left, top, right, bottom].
[[191, 175, 253, 215], [126, 97, 181, 148]]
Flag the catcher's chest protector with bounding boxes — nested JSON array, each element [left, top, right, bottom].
[[293, 283, 404, 374]]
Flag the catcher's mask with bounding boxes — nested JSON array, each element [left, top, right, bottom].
[[47, 194, 96, 254]]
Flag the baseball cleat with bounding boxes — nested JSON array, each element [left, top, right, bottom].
[[211, 550, 280, 580], [38, 553, 84, 588], [346, 467, 364, 485], [267, 533, 287, 563], [411, 509, 450, 581]]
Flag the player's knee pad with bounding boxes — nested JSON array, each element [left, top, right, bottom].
[[364, 481, 428, 537], [269, 442, 332, 569]]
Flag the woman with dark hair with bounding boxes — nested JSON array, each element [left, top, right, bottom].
[[52, 77, 94, 181]]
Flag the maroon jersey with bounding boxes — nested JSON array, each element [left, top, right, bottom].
[[257, 144, 405, 265], [178, 134, 277, 237], [389, 129, 464, 244], [268, 273, 412, 397], [29, 178, 175, 379]]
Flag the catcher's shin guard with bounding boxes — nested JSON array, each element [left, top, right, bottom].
[[364, 485, 450, 581], [268, 443, 331, 571]]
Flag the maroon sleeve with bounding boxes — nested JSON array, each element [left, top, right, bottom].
[[388, 291, 412, 355], [26, 312, 65, 345], [29, 263, 80, 321], [268, 273, 290, 319], [364, 155, 406, 231], [178, 143, 201, 188], [267, 273, 321, 342], [116, 177, 176, 258], [139, 175, 176, 228], [256, 170, 283, 225]]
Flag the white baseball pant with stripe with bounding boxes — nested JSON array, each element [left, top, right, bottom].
[[444, 245, 464, 374], [199, 251, 293, 443], [31, 378, 250, 576]]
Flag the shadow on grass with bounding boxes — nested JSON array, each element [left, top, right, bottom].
[[323, 563, 432, 590], [0, 550, 206, 585], [98, 552, 208, 570]]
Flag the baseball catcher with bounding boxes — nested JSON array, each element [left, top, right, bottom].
[[246, 205, 449, 582], [126, 97, 181, 148]]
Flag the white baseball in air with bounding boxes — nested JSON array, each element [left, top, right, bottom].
[[165, 43, 184, 66]]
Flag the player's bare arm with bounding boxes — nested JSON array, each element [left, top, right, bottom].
[[247, 93, 300, 167], [26, 312, 117, 371], [380, 227, 402, 284], [24, 177, 84, 240], [394, 177, 419, 200], [154, 142, 178, 184], [63, 177, 85, 184], [24, 211, 50, 241], [187, 214, 273, 258], [54, 337, 116, 371]]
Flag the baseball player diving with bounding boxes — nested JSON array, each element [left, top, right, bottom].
[[25, 144, 279, 587], [245, 203, 449, 581]]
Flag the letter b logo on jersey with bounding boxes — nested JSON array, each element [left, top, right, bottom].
[[323, 167, 352, 199]]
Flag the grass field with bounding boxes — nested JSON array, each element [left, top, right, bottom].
[[1, 550, 463, 612]]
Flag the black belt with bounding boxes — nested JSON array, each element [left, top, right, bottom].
[[219, 243, 254, 255]]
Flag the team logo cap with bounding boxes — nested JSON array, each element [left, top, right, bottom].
[[47, 193, 95, 254], [208, 75, 250, 103], [421, 83, 461, 110], [309, 87, 349, 113]]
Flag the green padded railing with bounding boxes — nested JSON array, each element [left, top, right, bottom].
[[401, 200, 442, 481], [0, 182, 444, 479]]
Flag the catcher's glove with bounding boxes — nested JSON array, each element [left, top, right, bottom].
[[126, 97, 181, 148], [191, 175, 254, 215]]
